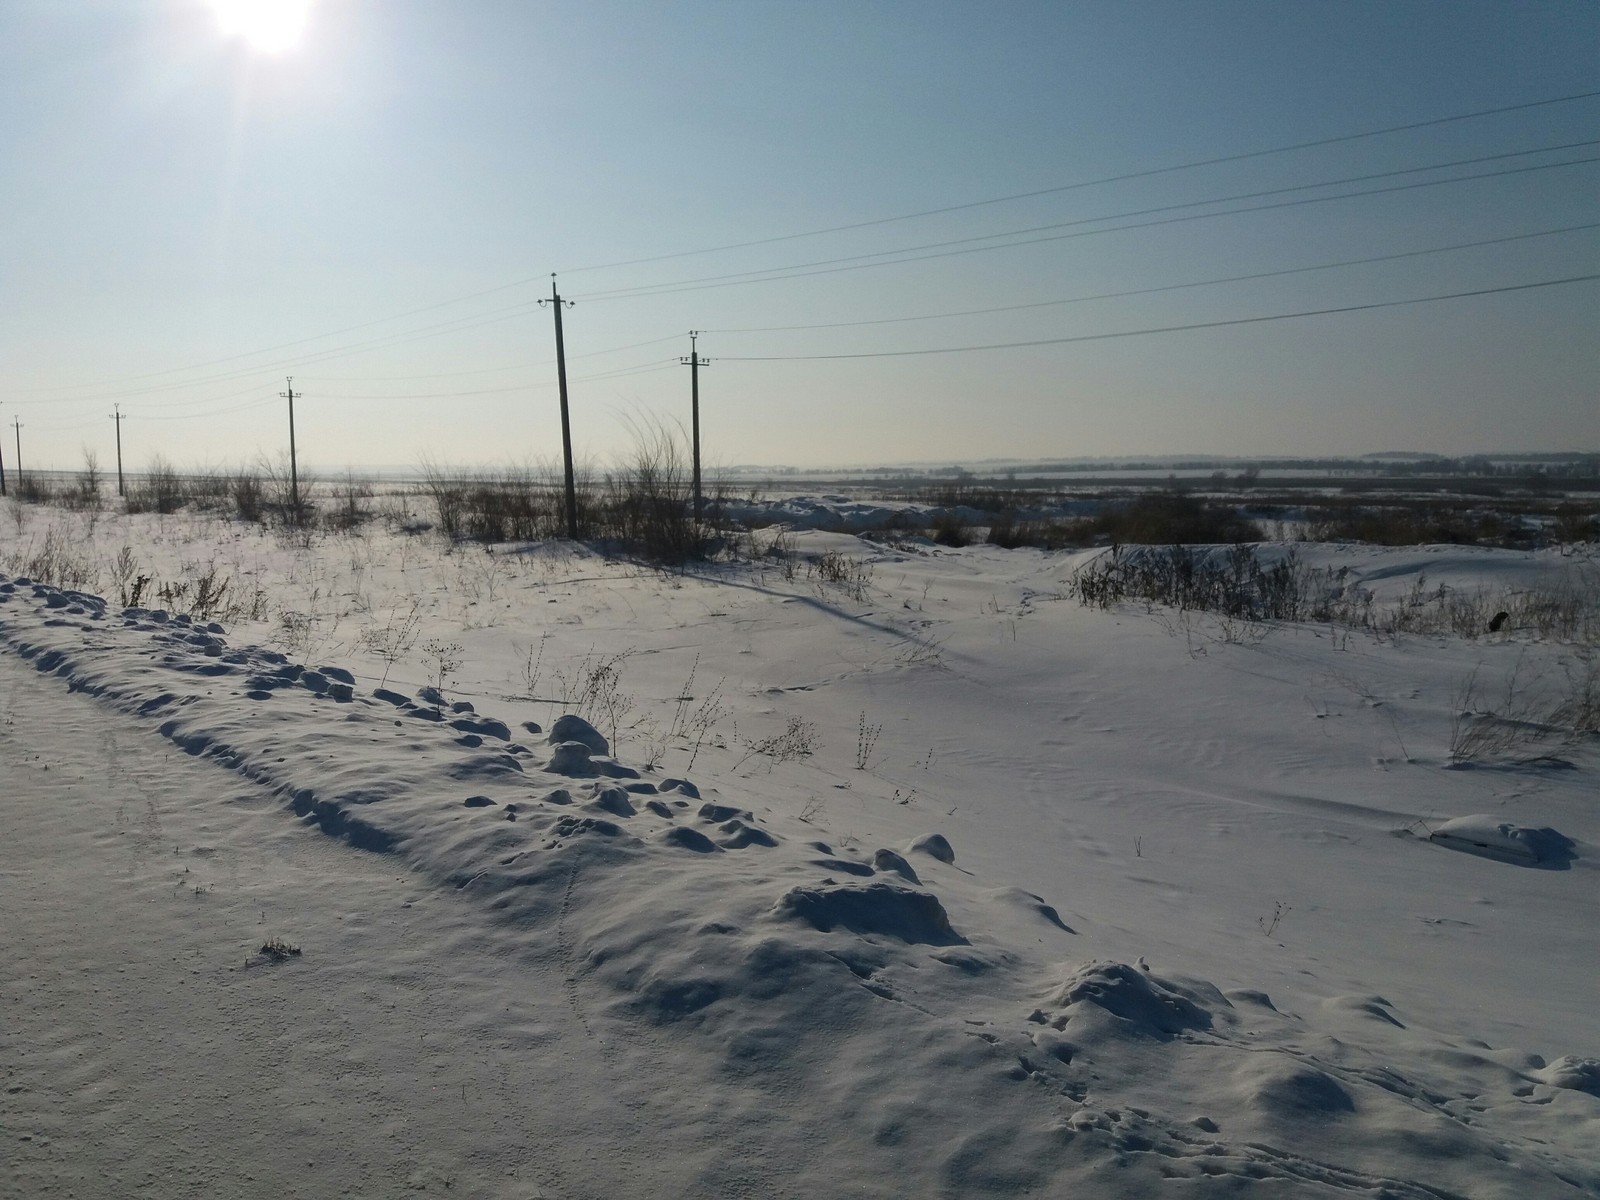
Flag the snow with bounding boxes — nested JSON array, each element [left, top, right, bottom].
[[1426, 815, 1578, 868], [2, 507, 1597, 1197]]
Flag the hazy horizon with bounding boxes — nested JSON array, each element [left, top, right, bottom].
[[3, 1, 1596, 473]]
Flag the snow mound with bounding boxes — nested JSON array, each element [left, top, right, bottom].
[[907, 832, 955, 863], [548, 713, 609, 755], [1531, 1055, 1600, 1094], [1039, 960, 1223, 1039], [870, 847, 919, 882], [1428, 815, 1577, 868], [1234, 1057, 1357, 1116], [774, 881, 965, 945], [989, 886, 1076, 933]]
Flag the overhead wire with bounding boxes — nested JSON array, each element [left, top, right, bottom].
[[301, 334, 683, 383], [556, 90, 1600, 275], [701, 223, 1600, 334], [20, 394, 281, 433], [140, 396, 282, 421], [11, 325, 683, 409], [310, 358, 681, 401], [17, 91, 1597, 399], [713, 275, 1600, 361], [574, 151, 1600, 302], [7, 300, 550, 406]]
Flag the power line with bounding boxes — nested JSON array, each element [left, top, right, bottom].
[[702, 223, 1600, 334], [16, 291, 550, 398], [18, 92, 1596, 399], [714, 275, 1599, 361], [558, 90, 1600, 275], [139, 397, 280, 421], [301, 334, 683, 383], [576, 156, 1600, 304], [8, 379, 280, 416], [117, 382, 277, 412], [575, 149, 1599, 302], [23, 197, 1586, 415], [310, 359, 680, 401], [13, 328, 683, 409], [10, 301, 550, 406]]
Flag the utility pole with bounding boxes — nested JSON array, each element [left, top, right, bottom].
[[111, 404, 125, 497], [280, 377, 301, 522], [11, 417, 21, 482], [538, 276, 578, 539], [680, 331, 709, 521], [0, 402, 6, 497]]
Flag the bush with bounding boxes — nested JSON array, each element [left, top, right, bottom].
[[125, 456, 186, 514], [185, 470, 233, 513], [1095, 492, 1263, 545], [1551, 505, 1598, 544], [1071, 544, 1308, 622], [232, 468, 265, 523], [1070, 545, 1599, 643], [422, 465, 568, 543], [72, 450, 104, 511], [601, 423, 707, 565], [930, 511, 972, 548], [422, 428, 708, 566], [13, 472, 60, 506], [1305, 505, 1513, 547], [986, 514, 1081, 550], [327, 472, 374, 532]]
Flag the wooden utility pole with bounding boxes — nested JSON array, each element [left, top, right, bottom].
[[0, 402, 7, 497], [111, 404, 125, 497], [11, 417, 21, 481], [681, 331, 709, 521], [539, 276, 578, 539], [280, 377, 301, 521]]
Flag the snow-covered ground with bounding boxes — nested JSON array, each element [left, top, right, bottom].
[[2, 505, 1596, 1198]]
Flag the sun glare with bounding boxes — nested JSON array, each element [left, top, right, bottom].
[[208, 0, 314, 54]]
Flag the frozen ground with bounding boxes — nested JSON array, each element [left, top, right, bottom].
[[1, 507, 1597, 1198]]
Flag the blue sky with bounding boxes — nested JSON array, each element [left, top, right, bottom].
[[2, 0, 1596, 473]]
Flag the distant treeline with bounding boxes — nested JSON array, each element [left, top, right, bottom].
[[842, 454, 1600, 480]]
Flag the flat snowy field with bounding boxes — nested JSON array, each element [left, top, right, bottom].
[[1, 506, 1596, 1198]]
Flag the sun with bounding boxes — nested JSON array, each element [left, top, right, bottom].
[[207, 0, 314, 54]]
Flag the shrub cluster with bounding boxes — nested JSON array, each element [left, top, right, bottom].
[[985, 514, 1080, 550], [1070, 544, 1599, 643], [1304, 505, 1518, 548], [423, 467, 568, 543], [9, 467, 104, 511], [908, 492, 1260, 552], [1088, 493, 1263, 545], [1071, 544, 1310, 621], [120, 457, 317, 526], [422, 427, 719, 565], [979, 494, 1260, 551], [903, 484, 1037, 511]]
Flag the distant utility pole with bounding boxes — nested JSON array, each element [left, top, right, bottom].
[[111, 403, 125, 497], [0, 402, 6, 497], [538, 276, 579, 539], [681, 331, 709, 521], [280, 377, 301, 521], [11, 417, 21, 480]]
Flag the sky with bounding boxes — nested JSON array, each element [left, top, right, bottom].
[[2, 0, 1597, 474]]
